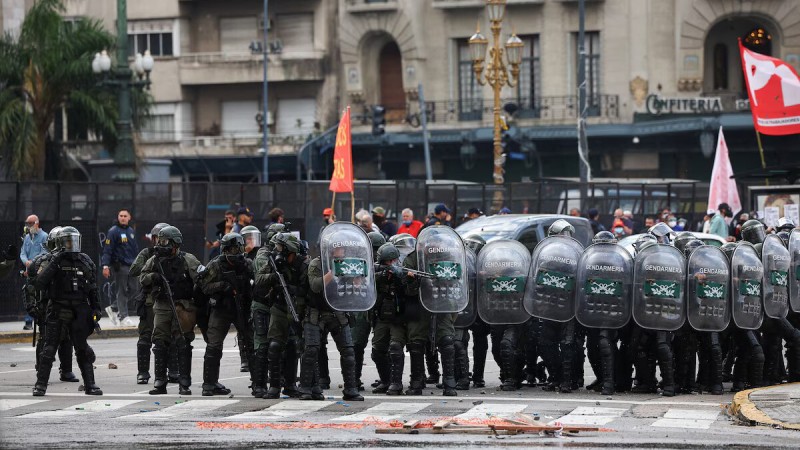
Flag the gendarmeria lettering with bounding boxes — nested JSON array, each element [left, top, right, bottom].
[[332, 241, 361, 248], [645, 264, 682, 273], [540, 255, 576, 266], [586, 264, 623, 272]]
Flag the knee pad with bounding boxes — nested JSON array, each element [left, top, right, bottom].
[[438, 335, 454, 348], [340, 346, 355, 359], [751, 344, 765, 365], [137, 335, 152, 347], [389, 341, 404, 354], [84, 346, 96, 364], [407, 342, 425, 354], [268, 339, 284, 355], [454, 339, 466, 353]]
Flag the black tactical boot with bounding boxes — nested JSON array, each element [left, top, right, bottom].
[[177, 342, 193, 395], [656, 339, 676, 397], [33, 353, 53, 396], [238, 335, 250, 372], [264, 341, 283, 399], [282, 340, 300, 398], [372, 349, 391, 394], [341, 347, 364, 401], [80, 361, 103, 396], [406, 344, 426, 396], [387, 343, 405, 396], [58, 342, 78, 382], [149, 342, 169, 395], [439, 338, 457, 396], [251, 348, 269, 398], [298, 343, 320, 401], [202, 347, 230, 396], [425, 342, 440, 385], [136, 343, 151, 384], [168, 341, 180, 384], [454, 338, 470, 390]]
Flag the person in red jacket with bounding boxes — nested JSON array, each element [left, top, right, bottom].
[[397, 208, 423, 237]]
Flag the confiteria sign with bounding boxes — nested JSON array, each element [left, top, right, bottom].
[[646, 94, 723, 114]]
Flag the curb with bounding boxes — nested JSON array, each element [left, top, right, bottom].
[[0, 327, 140, 345], [729, 383, 800, 431]]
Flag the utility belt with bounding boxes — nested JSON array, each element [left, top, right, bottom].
[[306, 307, 351, 328]]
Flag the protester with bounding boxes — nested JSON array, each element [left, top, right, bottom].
[[233, 206, 255, 233], [709, 202, 731, 240], [424, 204, 452, 228], [638, 215, 656, 234], [569, 208, 581, 217], [206, 210, 235, 260], [498, 207, 512, 215], [101, 209, 140, 327], [587, 208, 605, 234], [398, 208, 424, 237], [356, 209, 381, 235], [267, 207, 285, 226], [613, 208, 633, 235], [20, 214, 47, 330], [372, 207, 397, 237]]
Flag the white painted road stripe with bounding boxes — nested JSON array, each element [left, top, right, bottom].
[[651, 408, 720, 429], [14, 400, 142, 418], [0, 399, 47, 411], [550, 406, 627, 426], [332, 402, 430, 422], [118, 399, 239, 420], [224, 400, 336, 421], [455, 403, 528, 419]]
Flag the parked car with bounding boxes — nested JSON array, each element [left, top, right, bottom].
[[455, 214, 593, 252]]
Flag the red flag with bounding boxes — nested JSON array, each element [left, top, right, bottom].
[[329, 107, 354, 193], [708, 127, 742, 215], [739, 39, 800, 135]]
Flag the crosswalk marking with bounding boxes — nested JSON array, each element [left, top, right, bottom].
[[225, 400, 336, 421], [14, 400, 141, 418], [550, 406, 626, 426], [118, 399, 239, 420], [455, 403, 528, 419], [651, 408, 720, 429], [331, 402, 430, 422], [0, 399, 47, 411]]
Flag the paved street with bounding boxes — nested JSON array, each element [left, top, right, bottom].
[[0, 334, 797, 449]]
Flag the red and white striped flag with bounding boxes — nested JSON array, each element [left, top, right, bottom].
[[708, 127, 742, 215]]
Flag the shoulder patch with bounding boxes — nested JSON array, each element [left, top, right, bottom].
[[105, 239, 111, 245]]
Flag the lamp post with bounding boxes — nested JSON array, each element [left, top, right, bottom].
[[469, 0, 522, 209], [91, 0, 153, 182]]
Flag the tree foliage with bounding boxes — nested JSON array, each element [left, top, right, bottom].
[[0, 0, 118, 180]]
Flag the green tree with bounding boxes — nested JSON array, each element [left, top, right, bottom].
[[0, 0, 118, 180]]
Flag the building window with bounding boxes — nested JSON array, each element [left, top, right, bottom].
[[128, 20, 175, 57], [517, 35, 540, 117], [141, 114, 176, 142], [575, 31, 600, 109], [713, 43, 728, 90], [458, 41, 482, 120]]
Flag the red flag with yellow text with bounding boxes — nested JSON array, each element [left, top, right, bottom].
[[329, 107, 354, 193]]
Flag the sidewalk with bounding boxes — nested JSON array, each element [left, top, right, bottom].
[[0, 316, 140, 344], [730, 382, 800, 430]]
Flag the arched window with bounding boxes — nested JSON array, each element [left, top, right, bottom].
[[743, 27, 772, 55], [713, 43, 728, 90]]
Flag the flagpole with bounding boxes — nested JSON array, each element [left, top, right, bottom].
[[755, 131, 768, 186], [350, 190, 355, 224], [330, 192, 336, 213]]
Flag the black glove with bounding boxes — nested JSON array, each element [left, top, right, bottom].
[[26, 305, 40, 321], [274, 254, 287, 270], [207, 281, 234, 295], [143, 272, 162, 287], [3, 244, 19, 261]]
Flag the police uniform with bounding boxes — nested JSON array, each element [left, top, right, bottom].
[[139, 247, 201, 395], [33, 240, 101, 396]]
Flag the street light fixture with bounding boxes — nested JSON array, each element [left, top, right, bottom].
[[469, 0, 522, 208]]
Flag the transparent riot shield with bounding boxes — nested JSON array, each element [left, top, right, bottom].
[[319, 222, 376, 311], [417, 226, 469, 313], [575, 243, 633, 329], [686, 245, 731, 332], [762, 234, 790, 319], [477, 239, 531, 325], [790, 229, 800, 313], [524, 236, 584, 322], [731, 242, 764, 330], [455, 248, 478, 328], [633, 244, 686, 331]]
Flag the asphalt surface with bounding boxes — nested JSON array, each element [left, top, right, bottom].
[[0, 333, 797, 449]]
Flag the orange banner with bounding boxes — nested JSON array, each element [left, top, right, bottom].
[[329, 107, 354, 193]]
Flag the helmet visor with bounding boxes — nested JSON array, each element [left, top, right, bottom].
[[61, 234, 81, 253], [244, 233, 261, 249]]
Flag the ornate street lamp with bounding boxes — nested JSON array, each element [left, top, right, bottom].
[[469, 0, 522, 206], [91, 0, 154, 182]]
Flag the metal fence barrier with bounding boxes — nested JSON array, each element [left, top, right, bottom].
[[0, 180, 709, 320]]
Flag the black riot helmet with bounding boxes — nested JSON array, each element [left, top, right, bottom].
[[463, 234, 486, 254], [376, 243, 400, 264], [592, 230, 616, 245], [720, 242, 737, 261], [46, 226, 62, 252], [741, 219, 766, 245], [263, 223, 287, 250], [672, 232, 695, 253], [548, 219, 575, 237], [271, 232, 302, 255], [220, 233, 245, 264], [682, 239, 705, 258], [634, 233, 658, 254], [155, 226, 182, 257], [55, 226, 81, 253], [367, 231, 386, 253], [150, 223, 170, 243], [648, 222, 675, 245]]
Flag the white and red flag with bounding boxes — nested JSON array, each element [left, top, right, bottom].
[[708, 127, 742, 214], [739, 39, 800, 135]]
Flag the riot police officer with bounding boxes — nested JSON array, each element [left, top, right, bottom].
[[372, 243, 408, 394], [199, 233, 256, 396], [257, 232, 307, 399], [237, 225, 261, 372], [130, 222, 180, 385], [464, 235, 491, 388], [26, 226, 78, 384], [33, 227, 102, 396], [139, 226, 202, 395]]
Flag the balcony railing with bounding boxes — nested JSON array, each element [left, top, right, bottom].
[[178, 134, 309, 156], [433, 0, 545, 8], [356, 94, 619, 126], [346, 0, 398, 13]]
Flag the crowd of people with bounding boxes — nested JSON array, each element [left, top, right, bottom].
[[14, 201, 800, 402]]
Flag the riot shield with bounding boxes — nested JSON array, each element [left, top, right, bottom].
[[455, 248, 478, 328], [417, 226, 469, 313], [524, 236, 584, 322], [319, 222, 377, 311], [731, 242, 764, 330], [789, 229, 800, 313], [762, 234, 790, 319], [633, 244, 686, 331], [575, 243, 633, 329], [686, 246, 731, 332], [477, 239, 531, 324]]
